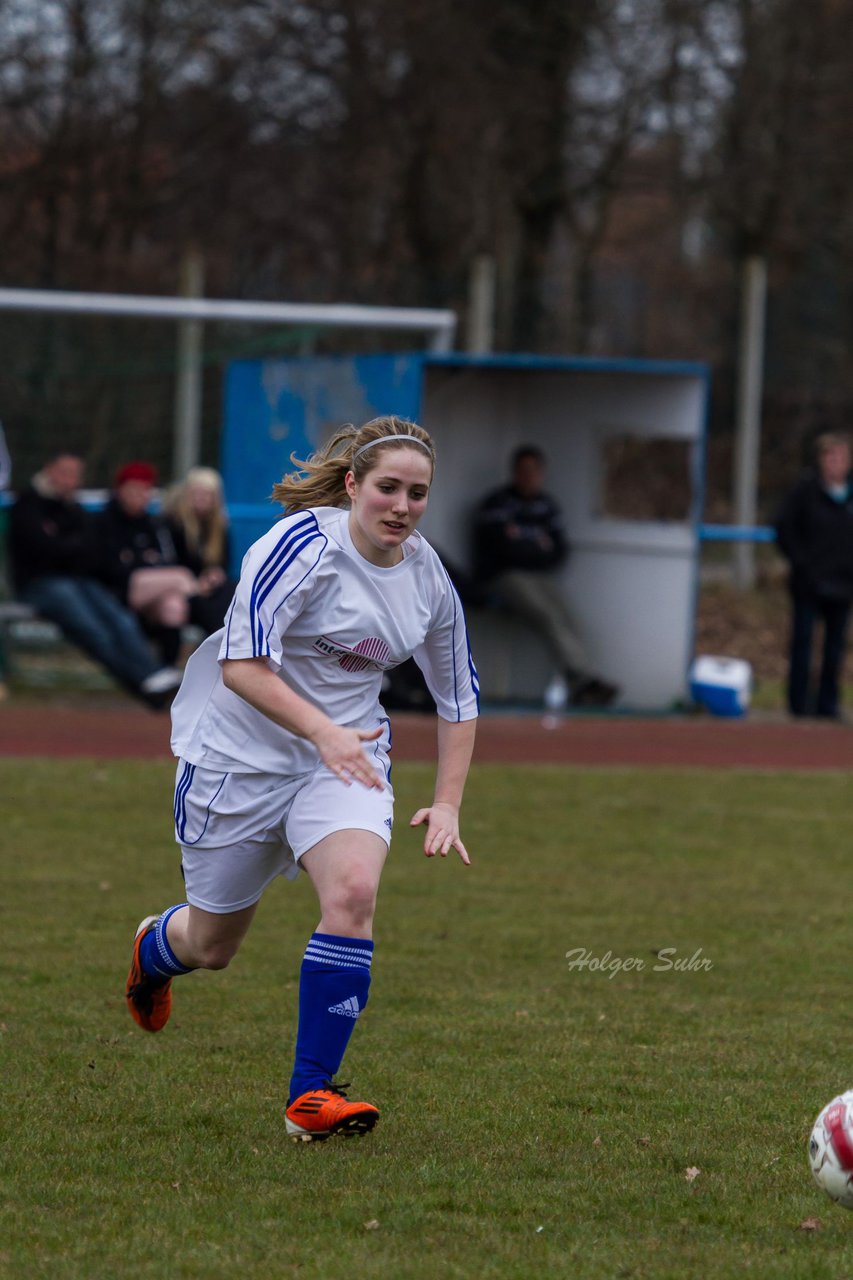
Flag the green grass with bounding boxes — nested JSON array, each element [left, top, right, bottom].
[[749, 678, 786, 711], [4, 759, 853, 1278]]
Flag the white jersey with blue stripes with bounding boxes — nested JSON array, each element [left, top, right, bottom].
[[170, 506, 479, 774]]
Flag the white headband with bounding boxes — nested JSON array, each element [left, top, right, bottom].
[[353, 434, 433, 463]]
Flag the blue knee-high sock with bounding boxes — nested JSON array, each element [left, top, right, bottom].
[[288, 932, 373, 1102], [138, 903, 195, 983]]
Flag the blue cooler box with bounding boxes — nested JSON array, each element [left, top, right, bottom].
[[689, 655, 752, 717]]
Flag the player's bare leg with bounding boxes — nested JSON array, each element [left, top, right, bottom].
[[165, 902, 258, 970], [125, 902, 257, 1032]]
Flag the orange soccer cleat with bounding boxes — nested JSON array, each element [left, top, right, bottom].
[[125, 916, 173, 1032], [285, 1083, 380, 1143]]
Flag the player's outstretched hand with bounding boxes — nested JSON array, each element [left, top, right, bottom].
[[410, 802, 470, 865], [314, 723, 384, 790]]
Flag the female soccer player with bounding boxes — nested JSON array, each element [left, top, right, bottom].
[[125, 416, 479, 1142]]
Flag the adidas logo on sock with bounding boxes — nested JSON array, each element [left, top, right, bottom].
[[328, 996, 361, 1018]]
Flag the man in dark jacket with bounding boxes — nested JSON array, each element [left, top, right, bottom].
[[775, 431, 853, 717], [8, 452, 180, 704], [474, 445, 618, 707]]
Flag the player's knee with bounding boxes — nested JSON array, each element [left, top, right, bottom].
[[195, 938, 239, 970], [330, 873, 378, 928], [158, 593, 190, 628]]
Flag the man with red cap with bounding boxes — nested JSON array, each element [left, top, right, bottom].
[[95, 460, 228, 667]]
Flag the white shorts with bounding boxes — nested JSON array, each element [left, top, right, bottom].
[[173, 749, 394, 914]]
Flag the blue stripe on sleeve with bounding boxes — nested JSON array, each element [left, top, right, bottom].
[[466, 629, 480, 712], [449, 588, 461, 718], [248, 513, 321, 656], [222, 513, 327, 660], [253, 531, 323, 656], [440, 563, 481, 721], [450, 598, 479, 717]]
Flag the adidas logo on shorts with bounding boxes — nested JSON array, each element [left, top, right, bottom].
[[328, 996, 361, 1019]]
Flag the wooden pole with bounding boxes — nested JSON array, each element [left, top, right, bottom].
[[732, 254, 767, 590], [466, 255, 496, 354], [172, 246, 205, 481]]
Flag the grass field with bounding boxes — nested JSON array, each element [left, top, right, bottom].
[[4, 758, 853, 1279]]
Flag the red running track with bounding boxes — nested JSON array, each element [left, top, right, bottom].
[[1, 698, 852, 769]]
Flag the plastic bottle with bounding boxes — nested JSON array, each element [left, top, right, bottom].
[[542, 674, 568, 729]]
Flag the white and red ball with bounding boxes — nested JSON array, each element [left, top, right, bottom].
[[809, 1091, 853, 1209]]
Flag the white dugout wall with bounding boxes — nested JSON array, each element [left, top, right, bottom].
[[416, 356, 708, 710]]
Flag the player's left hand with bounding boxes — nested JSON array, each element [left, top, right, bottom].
[[409, 802, 470, 865]]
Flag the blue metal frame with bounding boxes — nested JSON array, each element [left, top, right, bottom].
[[424, 351, 709, 377], [0, 498, 775, 543], [0, 492, 110, 511], [699, 523, 775, 543]]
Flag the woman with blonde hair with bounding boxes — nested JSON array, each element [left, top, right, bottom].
[[163, 466, 230, 580], [125, 416, 479, 1142], [164, 466, 236, 638]]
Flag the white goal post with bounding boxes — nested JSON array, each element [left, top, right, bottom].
[[0, 286, 457, 478]]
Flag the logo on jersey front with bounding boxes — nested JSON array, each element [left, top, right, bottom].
[[313, 634, 392, 672]]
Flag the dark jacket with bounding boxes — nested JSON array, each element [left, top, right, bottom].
[[163, 515, 237, 635], [775, 471, 853, 600], [164, 517, 230, 578], [474, 484, 568, 578], [8, 484, 99, 594], [93, 498, 179, 603]]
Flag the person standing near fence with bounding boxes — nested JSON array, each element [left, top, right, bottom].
[[0, 422, 11, 700], [124, 416, 479, 1142], [775, 430, 853, 719]]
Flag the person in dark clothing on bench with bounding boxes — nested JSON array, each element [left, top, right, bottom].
[[8, 453, 181, 706], [474, 445, 619, 708], [95, 461, 235, 667]]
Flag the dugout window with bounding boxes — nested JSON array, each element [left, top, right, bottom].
[[597, 435, 692, 523]]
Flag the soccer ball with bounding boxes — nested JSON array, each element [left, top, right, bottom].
[[809, 1091, 853, 1208]]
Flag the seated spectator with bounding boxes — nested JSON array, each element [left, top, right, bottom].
[[474, 444, 619, 708], [161, 467, 237, 636], [7, 452, 181, 705], [95, 462, 232, 666]]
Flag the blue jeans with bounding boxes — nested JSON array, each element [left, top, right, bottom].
[[787, 590, 851, 717], [22, 576, 161, 691]]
